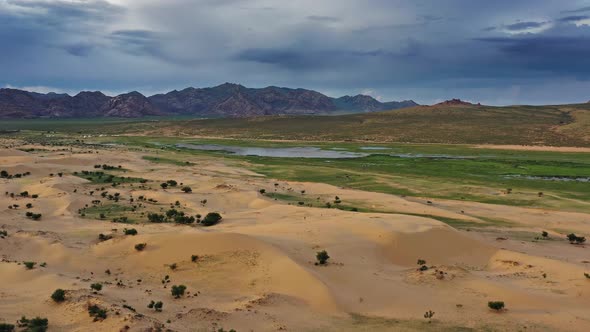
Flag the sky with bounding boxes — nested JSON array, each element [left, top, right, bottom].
[[1, 0, 590, 105]]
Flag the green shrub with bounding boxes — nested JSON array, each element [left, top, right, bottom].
[[17, 316, 48, 332], [23, 261, 36, 270], [171, 285, 186, 298], [488, 301, 505, 311], [88, 304, 107, 321], [315, 250, 330, 265], [51, 289, 66, 303], [201, 212, 222, 226], [124, 228, 138, 236], [90, 283, 102, 292], [0, 323, 15, 332], [148, 300, 163, 312]]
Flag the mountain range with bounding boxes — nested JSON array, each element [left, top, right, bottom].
[[0, 83, 417, 118]]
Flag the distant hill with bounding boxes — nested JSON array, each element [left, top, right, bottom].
[[0, 83, 417, 118], [90, 102, 587, 147]]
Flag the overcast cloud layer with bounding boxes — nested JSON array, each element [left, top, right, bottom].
[[2, 0, 590, 105]]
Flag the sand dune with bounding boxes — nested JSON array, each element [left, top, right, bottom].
[[1, 145, 589, 331]]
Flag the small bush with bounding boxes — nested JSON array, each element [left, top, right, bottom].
[[0, 323, 15, 331], [191, 255, 199, 262], [135, 243, 147, 251], [148, 300, 163, 312], [23, 261, 36, 270], [90, 283, 102, 292], [51, 289, 66, 303], [584, 273, 590, 279], [488, 301, 505, 311], [98, 233, 112, 242], [424, 310, 435, 322], [316, 250, 330, 265], [201, 212, 222, 226], [124, 228, 138, 236], [567, 233, 586, 244], [171, 285, 187, 298], [181, 186, 192, 193], [417, 259, 426, 266], [88, 304, 107, 321], [17, 316, 48, 331]]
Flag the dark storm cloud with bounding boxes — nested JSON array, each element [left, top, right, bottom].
[[558, 15, 590, 22], [476, 36, 590, 77], [2, 0, 590, 105], [561, 6, 590, 14], [4, 0, 122, 27], [504, 21, 549, 31]]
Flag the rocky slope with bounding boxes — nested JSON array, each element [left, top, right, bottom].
[[0, 83, 418, 118]]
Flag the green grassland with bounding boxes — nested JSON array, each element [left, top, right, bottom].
[[5, 103, 590, 213], [111, 137, 590, 213]]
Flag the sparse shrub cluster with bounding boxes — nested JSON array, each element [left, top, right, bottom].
[[0, 170, 32, 179], [17, 316, 48, 331], [88, 304, 107, 321], [567, 233, 586, 244], [25, 212, 42, 220], [147, 300, 163, 312], [94, 164, 121, 170]]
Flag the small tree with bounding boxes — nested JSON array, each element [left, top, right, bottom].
[[424, 310, 435, 323], [160, 183, 168, 189], [584, 273, 590, 279], [316, 250, 330, 265], [171, 285, 187, 298], [541, 231, 549, 238], [417, 259, 426, 266], [135, 243, 147, 251], [51, 289, 66, 303], [181, 186, 192, 193], [191, 255, 199, 262], [259, 189, 266, 194], [488, 301, 505, 311], [90, 283, 102, 292]]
